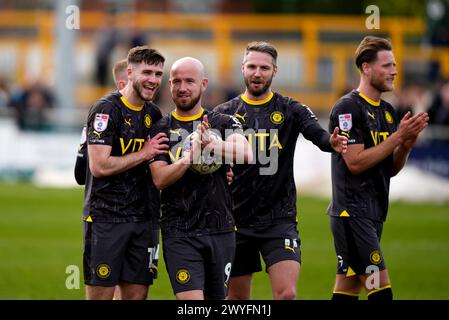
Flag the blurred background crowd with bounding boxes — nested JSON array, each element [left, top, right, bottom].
[[0, 0, 448, 197]]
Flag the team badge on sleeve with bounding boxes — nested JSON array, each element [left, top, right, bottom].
[[338, 114, 352, 131], [94, 114, 109, 132]]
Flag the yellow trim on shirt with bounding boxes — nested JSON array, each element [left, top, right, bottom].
[[241, 91, 274, 105], [358, 92, 380, 106], [172, 108, 204, 121], [120, 96, 143, 112]]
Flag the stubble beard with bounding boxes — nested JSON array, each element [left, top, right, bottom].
[[175, 92, 201, 112], [244, 76, 273, 97]]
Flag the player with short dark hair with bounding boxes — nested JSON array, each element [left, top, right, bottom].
[[214, 41, 348, 300], [83, 46, 169, 300], [328, 36, 429, 300], [149, 57, 252, 300]]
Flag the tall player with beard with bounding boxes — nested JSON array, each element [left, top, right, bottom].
[[328, 36, 428, 300], [149, 57, 252, 300], [83, 46, 169, 300], [214, 41, 348, 300]]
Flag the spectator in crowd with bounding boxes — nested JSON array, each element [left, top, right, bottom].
[[9, 80, 54, 131], [428, 79, 449, 126], [0, 77, 10, 111]]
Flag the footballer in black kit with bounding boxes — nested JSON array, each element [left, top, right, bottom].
[[150, 108, 242, 299], [83, 91, 161, 286], [214, 91, 334, 276], [327, 36, 428, 301], [327, 90, 398, 276]]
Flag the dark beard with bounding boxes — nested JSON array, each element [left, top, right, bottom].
[[133, 81, 149, 101], [176, 93, 201, 111], [244, 76, 273, 97]]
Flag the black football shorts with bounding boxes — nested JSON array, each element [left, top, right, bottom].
[[83, 220, 158, 286], [231, 223, 301, 277], [163, 232, 235, 299], [330, 216, 386, 276]]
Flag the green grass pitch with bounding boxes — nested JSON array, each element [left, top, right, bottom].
[[0, 183, 448, 300]]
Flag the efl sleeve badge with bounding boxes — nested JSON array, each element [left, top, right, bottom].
[[338, 113, 352, 132], [94, 113, 109, 132]]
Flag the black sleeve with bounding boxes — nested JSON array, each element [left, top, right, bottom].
[[86, 101, 119, 146], [302, 122, 333, 152], [209, 112, 243, 140], [74, 147, 87, 185], [149, 119, 171, 164], [74, 127, 87, 185], [291, 100, 333, 152], [329, 98, 364, 145]]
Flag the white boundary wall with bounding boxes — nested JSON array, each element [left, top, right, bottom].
[[1, 118, 449, 202]]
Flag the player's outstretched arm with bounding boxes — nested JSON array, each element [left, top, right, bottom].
[[329, 127, 348, 154], [207, 133, 253, 164], [198, 115, 253, 164], [89, 133, 169, 178]]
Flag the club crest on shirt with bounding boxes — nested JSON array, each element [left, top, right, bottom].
[[270, 111, 285, 125], [385, 111, 393, 124], [94, 113, 109, 132], [338, 114, 352, 131], [144, 114, 152, 128]]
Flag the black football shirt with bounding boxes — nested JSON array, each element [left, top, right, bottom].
[[327, 90, 399, 222], [214, 92, 333, 229], [83, 91, 162, 223], [151, 108, 242, 238]]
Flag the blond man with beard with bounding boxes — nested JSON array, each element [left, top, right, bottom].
[[327, 36, 429, 300]]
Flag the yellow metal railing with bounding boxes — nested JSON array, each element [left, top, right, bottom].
[[1, 11, 447, 109]]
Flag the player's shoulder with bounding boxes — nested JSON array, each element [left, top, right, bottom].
[[206, 109, 230, 122], [380, 99, 395, 112], [145, 101, 162, 115], [213, 96, 241, 114], [275, 92, 317, 120], [332, 90, 361, 112], [152, 113, 171, 131], [206, 109, 242, 130], [89, 91, 122, 115], [274, 92, 307, 111]]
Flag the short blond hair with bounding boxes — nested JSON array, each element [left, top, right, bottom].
[[112, 59, 128, 84]]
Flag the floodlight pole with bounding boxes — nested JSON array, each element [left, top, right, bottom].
[[54, 0, 79, 129]]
